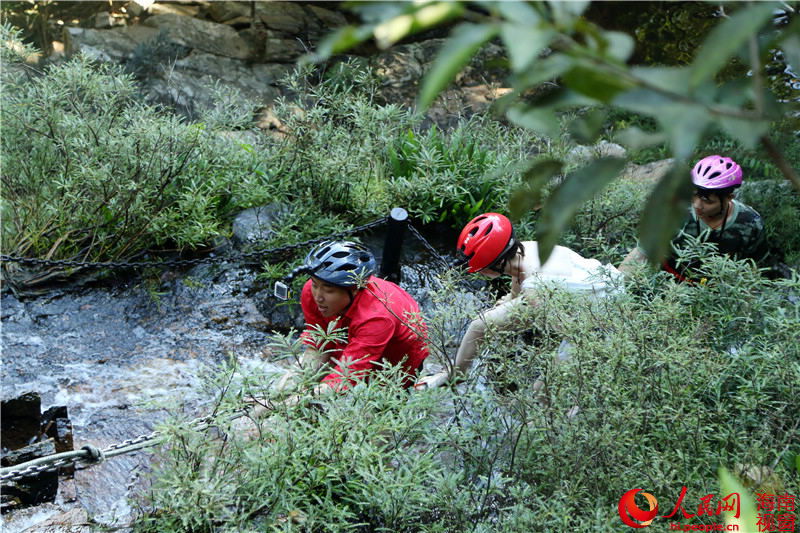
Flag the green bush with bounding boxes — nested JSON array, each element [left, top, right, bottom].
[[0, 24, 266, 263], [139, 262, 799, 532]]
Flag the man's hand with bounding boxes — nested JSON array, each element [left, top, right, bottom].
[[414, 371, 450, 390]]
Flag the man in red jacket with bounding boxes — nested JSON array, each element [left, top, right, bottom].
[[277, 240, 429, 393]]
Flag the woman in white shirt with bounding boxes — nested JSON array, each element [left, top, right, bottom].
[[415, 212, 621, 390]]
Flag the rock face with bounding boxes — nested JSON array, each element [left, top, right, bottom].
[[50, 1, 508, 127]]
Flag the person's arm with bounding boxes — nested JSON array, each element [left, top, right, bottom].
[[276, 345, 331, 391], [415, 296, 524, 389], [617, 247, 647, 274]]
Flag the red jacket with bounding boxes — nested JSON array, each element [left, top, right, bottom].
[[300, 276, 428, 389]]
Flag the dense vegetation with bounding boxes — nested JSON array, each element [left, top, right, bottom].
[[1, 2, 799, 530]]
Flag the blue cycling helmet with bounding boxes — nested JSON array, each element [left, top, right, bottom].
[[302, 241, 376, 288]]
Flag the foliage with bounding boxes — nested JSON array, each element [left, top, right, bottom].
[[0, 24, 270, 265], [312, 1, 800, 265], [139, 264, 800, 532]]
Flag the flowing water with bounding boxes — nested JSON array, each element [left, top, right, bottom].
[[0, 227, 458, 531]]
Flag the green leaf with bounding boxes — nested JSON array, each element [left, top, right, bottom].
[[346, 1, 414, 23], [719, 467, 759, 533], [507, 90, 596, 138], [507, 104, 559, 139], [614, 89, 709, 160], [417, 22, 500, 111], [614, 127, 667, 152], [510, 52, 573, 90], [689, 3, 776, 87], [563, 65, 633, 102], [717, 115, 769, 149], [567, 108, 606, 145], [501, 22, 556, 72], [536, 157, 626, 262], [630, 66, 692, 96], [509, 158, 563, 219], [661, 103, 710, 161], [637, 163, 693, 264]]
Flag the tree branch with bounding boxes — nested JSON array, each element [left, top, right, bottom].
[[760, 136, 800, 192]]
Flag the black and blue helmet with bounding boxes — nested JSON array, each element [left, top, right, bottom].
[[301, 241, 376, 288]]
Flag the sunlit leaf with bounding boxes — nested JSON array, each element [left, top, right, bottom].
[[548, 0, 589, 27], [601, 30, 635, 63], [567, 108, 606, 145], [536, 157, 626, 262], [719, 467, 759, 533], [501, 22, 555, 72], [374, 2, 465, 49], [305, 25, 375, 63], [780, 34, 800, 72], [494, 1, 542, 25], [689, 3, 775, 88], [346, 1, 416, 23], [417, 22, 500, 111], [637, 163, 692, 264]]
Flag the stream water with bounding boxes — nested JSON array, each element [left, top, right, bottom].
[[1, 227, 458, 532]]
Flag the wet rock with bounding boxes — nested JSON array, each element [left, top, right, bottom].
[[1, 439, 58, 513], [20, 506, 91, 533], [1, 394, 75, 513], [231, 204, 285, 246], [41, 406, 75, 473], [1, 392, 42, 451]]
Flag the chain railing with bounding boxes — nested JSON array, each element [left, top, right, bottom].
[[1, 217, 389, 273], [0, 409, 248, 482]]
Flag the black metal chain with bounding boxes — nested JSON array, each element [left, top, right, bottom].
[[407, 222, 453, 271], [0, 218, 388, 273]]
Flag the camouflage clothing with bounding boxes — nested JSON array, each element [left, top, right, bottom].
[[663, 200, 768, 275]]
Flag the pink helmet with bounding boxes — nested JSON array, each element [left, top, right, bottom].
[[691, 155, 742, 189]]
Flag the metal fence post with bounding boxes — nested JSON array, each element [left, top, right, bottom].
[[380, 207, 408, 283]]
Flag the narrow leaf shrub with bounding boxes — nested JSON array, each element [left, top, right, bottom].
[[139, 262, 798, 532]]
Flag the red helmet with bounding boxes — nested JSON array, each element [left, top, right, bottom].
[[457, 213, 514, 273]]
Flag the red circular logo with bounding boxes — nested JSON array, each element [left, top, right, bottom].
[[618, 488, 658, 528]]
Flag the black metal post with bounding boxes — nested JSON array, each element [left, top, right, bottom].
[[380, 207, 408, 283]]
